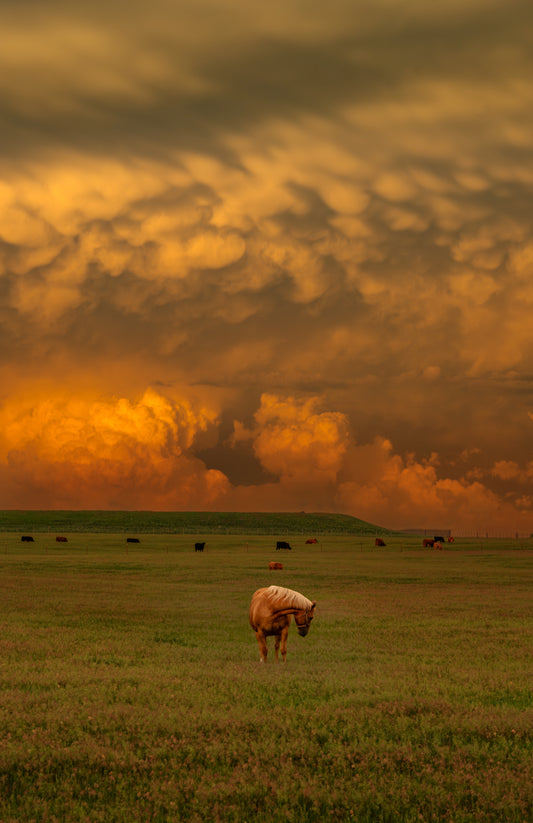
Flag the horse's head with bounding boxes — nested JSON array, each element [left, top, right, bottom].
[[295, 601, 316, 637]]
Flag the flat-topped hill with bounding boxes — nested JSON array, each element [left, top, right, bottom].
[[0, 510, 393, 535]]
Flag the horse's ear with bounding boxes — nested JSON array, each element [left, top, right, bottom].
[[310, 601, 316, 612]]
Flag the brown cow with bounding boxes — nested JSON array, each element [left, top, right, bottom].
[[447, 536, 455, 543], [56, 536, 68, 542], [269, 561, 283, 570], [433, 542, 443, 551], [305, 538, 318, 544], [423, 538, 434, 548], [375, 538, 386, 547]]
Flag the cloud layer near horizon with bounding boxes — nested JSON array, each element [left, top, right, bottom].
[[1, 0, 533, 531]]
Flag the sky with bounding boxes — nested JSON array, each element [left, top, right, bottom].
[[1, 0, 533, 533]]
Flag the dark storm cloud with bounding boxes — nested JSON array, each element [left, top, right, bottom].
[[0, 0, 531, 161], [1, 0, 533, 529]]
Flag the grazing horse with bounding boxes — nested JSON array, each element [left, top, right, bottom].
[[249, 585, 316, 663]]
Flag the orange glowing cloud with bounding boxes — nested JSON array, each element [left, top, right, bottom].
[[225, 394, 352, 513], [336, 439, 505, 531], [227, 395, 533, 533], [1, 386, 533, 532], [0, 389, 229, 509], [250, 394, 350, 481]]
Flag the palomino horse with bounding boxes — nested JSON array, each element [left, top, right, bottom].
[[249, 585, 316, 663]]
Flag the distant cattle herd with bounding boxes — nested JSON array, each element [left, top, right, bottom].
[[16, 534, 457, 553]]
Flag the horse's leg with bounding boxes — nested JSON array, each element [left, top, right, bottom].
[[255, 630, 268, 663], [274, 633, 281, 662], [280, 625, 290, 663]]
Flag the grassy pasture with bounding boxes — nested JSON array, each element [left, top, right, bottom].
[[0, 532, 531, 822], [0, 510, 393, 536]]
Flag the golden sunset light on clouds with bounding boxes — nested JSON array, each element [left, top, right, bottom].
[[1, 0, 533, 532]]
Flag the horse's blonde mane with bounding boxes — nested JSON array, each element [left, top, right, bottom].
[[266, 585, 313, 611]]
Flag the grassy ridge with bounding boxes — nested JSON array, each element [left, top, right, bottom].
[[0, 510, 393, 535], [0, 533, 531, 821]]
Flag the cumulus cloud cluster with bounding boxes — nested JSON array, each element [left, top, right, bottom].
[[227, 395, 532, 531], [1, 0, 533, 530], [2, 389, 528, 532], [0, 389, 228, 509]]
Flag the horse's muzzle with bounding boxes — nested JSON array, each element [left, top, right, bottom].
[[297, 626, 309, 637]]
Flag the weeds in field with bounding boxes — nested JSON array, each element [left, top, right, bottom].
[[0, 535, 531, 821]]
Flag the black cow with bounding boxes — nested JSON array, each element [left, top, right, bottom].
[[126, 538, 140, 543], [195, 542, 206, 552], [21, 535, 34, 542], [434, 536, 445, 543], [276, 541, 292, 550]]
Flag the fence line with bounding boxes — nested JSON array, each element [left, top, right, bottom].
[[452, 532, 531, 539]]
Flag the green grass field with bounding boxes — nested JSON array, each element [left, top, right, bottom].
[[0, 532, 531, 822], [0, 510, 393, 535]]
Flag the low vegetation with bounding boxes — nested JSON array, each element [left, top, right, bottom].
[[0, 532, 531, 821], [0, 510, 393, 535]]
